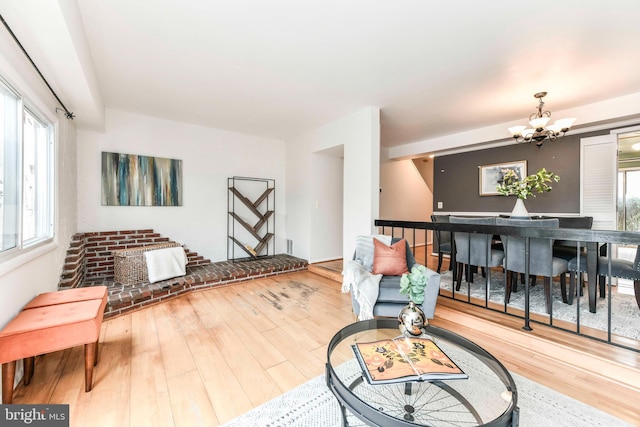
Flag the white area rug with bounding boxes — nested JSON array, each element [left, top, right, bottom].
[[438, 269, 640, 341], [221, 368, 632, 427]]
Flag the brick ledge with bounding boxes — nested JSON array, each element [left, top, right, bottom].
[[81, 254, 308, 318]]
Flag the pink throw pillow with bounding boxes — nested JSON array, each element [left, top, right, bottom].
[[372, 238, 409, 276]]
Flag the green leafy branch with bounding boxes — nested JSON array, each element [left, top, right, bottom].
[[496, 168, 560, 200]]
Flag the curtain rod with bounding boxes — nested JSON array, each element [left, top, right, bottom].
[[0, 13, 74, 119]]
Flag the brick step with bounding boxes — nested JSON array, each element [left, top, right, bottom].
[[59, 229, 214, 290], [94, 254, 308, 318]]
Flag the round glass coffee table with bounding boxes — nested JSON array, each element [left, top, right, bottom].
[[326, 319, 519, 426]]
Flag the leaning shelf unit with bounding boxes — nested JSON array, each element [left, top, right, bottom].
[[227, 176, 275, 261]]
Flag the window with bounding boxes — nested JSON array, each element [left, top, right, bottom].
[[0, 79, 53, 255], [22, 109, 52, 244], [0, 82, 19, 252], [618, 169, 640, 232]]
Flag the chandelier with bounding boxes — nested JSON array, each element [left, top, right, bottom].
[[508, 92, 576, 147]]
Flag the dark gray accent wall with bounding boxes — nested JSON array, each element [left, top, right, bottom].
[[433, 130, 607, 214]]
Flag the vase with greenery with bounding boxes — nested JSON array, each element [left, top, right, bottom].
[[398, 264, 430, 335], [496, 168, 560, 218], [399, 264, 429, 304]]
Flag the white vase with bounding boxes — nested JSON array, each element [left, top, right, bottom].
[[511, 198, 530, 219]]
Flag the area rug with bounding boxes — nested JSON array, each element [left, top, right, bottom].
[[221, 366, 632, 427], [438, 269, 640, 341]]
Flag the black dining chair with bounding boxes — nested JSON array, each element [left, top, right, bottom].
[[567, 245, 640, 309], [431, 214, 452, 274], [539, 216, 594, 261], [496, 217, 569, 314]]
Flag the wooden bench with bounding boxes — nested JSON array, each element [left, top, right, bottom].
[[0, 286, 107, 404]]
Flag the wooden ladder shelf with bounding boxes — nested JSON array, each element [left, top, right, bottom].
[[227, 177, 275, 260]]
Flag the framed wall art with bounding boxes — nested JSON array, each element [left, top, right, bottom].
[[101, 152, 183, 206], [478, 160, 527, 196]]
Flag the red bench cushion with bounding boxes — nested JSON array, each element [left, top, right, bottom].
[[0, 299, 105, 364], [23, 286, 107, 310]]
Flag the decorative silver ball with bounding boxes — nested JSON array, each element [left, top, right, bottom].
[[398, 301, 427, 336]]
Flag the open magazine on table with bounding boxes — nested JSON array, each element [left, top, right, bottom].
[[352, 336, 468, 385]]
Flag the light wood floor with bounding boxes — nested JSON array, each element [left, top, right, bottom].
[[11, 273, 355, 426], [9, 249, 640, 426]]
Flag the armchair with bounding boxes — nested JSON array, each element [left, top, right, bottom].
[[346, 236, 441, 319]]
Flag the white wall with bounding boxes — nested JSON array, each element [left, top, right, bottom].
[[284, 132, 311, 260], [342, 108, 380, 260], [379, 154, 432, 245], [286, 107, 380, 263], [53, 111, 79, 277], [77, 109, 286, 262], [310, 150, 343, 262]]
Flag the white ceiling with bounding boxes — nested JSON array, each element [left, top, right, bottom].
[[3, 0, 640, 150]]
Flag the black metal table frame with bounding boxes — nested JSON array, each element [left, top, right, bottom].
[[326, 319, 520, 427]]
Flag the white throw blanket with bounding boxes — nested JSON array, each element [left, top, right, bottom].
[[341, 260, 382, 321], [145, 246, 188, 283]]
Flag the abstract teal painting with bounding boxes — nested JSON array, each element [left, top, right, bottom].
[[101, 152, 182, 206]]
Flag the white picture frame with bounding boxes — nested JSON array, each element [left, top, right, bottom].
[[479, 160, 527, 196]]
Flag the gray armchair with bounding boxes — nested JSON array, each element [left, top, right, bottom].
[[350, 237, 441, 319], [496, 218, 569, 314]]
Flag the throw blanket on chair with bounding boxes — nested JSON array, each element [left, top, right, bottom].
[[145, 246, 188, 283], [341, 260, 383, 321]]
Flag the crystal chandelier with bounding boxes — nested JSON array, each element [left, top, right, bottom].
[[508, 92, 576, 147]]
